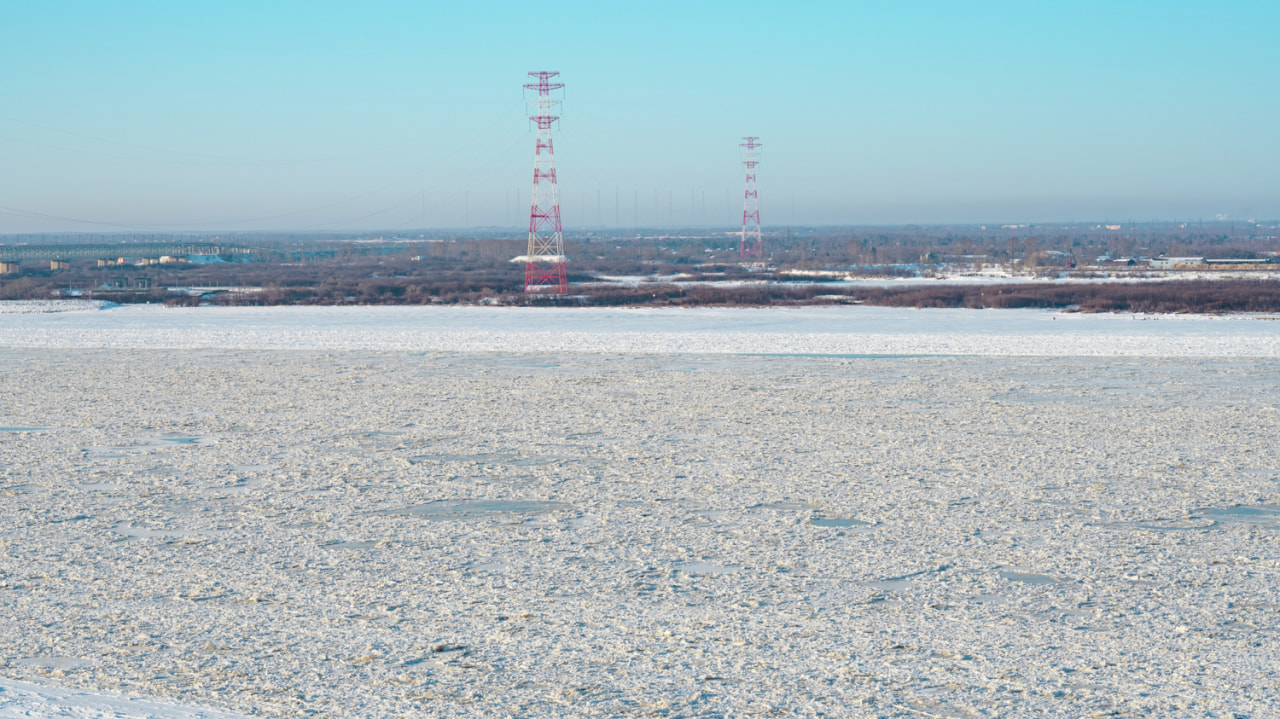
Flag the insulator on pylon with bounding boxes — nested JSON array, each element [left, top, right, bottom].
[[521, 72, 568, 294], [739, 137, 763, 259]]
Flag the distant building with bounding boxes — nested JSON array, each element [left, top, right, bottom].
[[1150, 256, 1204, 269], [1203, 258, 1274, 269], [1150, 256, 1274, 270], [101, 276, 152, 290]]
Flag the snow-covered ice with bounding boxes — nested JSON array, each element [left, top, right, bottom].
[[2, 304, 1279, 716], [0, 300, 115, 315], [0, 677, 246, 718], [0, 303, 1278, 356]]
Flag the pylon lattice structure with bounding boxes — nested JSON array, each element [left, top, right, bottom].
[[523, 72, 567, 294], [739, 136, 763, 259]]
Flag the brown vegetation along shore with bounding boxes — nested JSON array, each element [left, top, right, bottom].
[[4, 255, 1280, 312], [571, 279, 1280, 313], [3, 228, 1279, 312], [18, 277, 1278, 314], [855, 280, 1280, 313]]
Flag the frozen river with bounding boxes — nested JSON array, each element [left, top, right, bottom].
[[1, 302, 1279, 356], [2, 303, 1279, 717]]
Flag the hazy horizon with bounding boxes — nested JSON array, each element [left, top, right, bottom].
[[4, 217, 1278, 242], [2, 1, 1277, 233]]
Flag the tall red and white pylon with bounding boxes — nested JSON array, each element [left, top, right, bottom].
[[523, 72, 567, 294], [739, 136, 763, 259]]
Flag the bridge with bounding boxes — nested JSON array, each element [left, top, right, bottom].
[[0, 242, 275, 263]]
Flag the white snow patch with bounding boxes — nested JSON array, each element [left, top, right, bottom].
[[0, 678, 246, 719], [510, 254, 566, 263], [0, 300, 115, 314]]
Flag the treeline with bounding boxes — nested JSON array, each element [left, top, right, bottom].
[[3, 231, 1279, 313], [857, 280, 1280, 313], [7, 265, 1280, 313], [565, 280, 1280, 313], [560, 227, 1278, 269]]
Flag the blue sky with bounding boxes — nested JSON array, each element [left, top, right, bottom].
[[1, 0, 1276, 232]]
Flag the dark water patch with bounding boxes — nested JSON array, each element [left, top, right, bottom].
[[409, 453, 515, 465], [510, 457, 554, 467], [678, 562, 736, 575], [156, 436, 205, 445], [14, 656, 90, 670], [1193, 505, 1280, 524], [407, 453, 551, 467], [867, 579, 914, 592], [379, 499, 571, 520], [485, 474, 539, 485], [112, 523, 225, 540], [869, 564, 952, 592], [999, 393, 1060, 405], [810, 517, 871, 528], [739, 353, 958, 359], [1100, 386, 1154, 395], [1000, 570, 1059, 585], [321, 540, 378, 550], [348, 431, 403, 448], [87, 436, 214, 457], [750, 501, 818, 511], [1216, 619, 1260, 635], [50, 515, 91, 524], [1102, 518, 1215, 531], [219, 477, 266, 494]]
